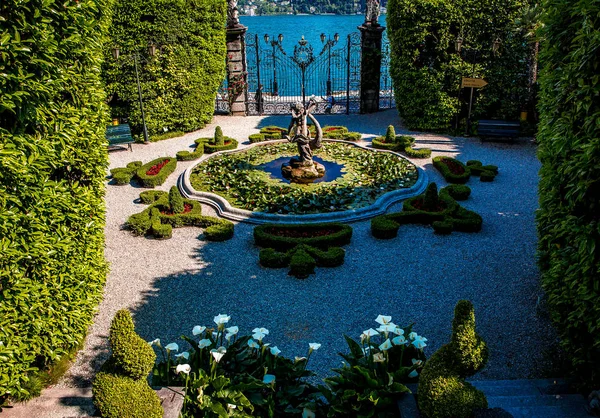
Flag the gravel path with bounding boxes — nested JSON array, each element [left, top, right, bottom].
[[58, 110, 557, 387]]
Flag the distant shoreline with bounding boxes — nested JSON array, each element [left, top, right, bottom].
[[241, 13, 363, 17]]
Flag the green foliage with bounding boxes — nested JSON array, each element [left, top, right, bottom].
[[371, 183, 482, 238], [289, 247, 317, 279], [418, 301, 488, 418], [260, 126, 288, 139], [433, 156, 471, 184], [0, 0, 112, 400], [443, 184, 471, 201], [385, 125, 396, 143], [214, 126, 224, 146], [150, 130, 185, 142], [536, 0, 600, 387], [110, 161, 143, 185], [467, 160, 499, 182], [169, 186, 185, 214], [93, 310, 162, 418], [404, 146, 432, 159], [126, 191, 234, 241], [249, 133, 267, 143], [204, 137, 239, 154], [103, 0, 226, 137], [423, 183, 440, 212], [387, 0, 530, 131], [135, 157, 177, 188]]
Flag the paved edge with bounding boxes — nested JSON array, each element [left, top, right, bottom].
[[179, 139, 428, 224]]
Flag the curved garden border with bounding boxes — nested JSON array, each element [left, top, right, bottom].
[[179, 139, 428, 225]]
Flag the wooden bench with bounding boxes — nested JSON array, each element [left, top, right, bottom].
[[477, 119, 520, 141], [106, 124, 134, 151]]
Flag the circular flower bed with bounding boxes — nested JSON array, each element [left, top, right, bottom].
[[189, 142, 418, 214]]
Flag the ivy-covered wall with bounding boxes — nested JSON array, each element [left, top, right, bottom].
[[537, 0, 600, 387], [0, 0, 113, 400], [103, 0, 227, 139], [386, 0, 529, 131]]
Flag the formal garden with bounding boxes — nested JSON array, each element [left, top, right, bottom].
[[1, 0, 599, 417]]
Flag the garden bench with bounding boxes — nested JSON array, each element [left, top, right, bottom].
[[106, 123, 134, 151], [476, 119, 520, 141]]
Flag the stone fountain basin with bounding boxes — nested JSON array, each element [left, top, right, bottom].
[[178, 139, 428, 225]]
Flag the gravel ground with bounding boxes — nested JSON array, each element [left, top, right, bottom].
[[58, 110, 557, 387]]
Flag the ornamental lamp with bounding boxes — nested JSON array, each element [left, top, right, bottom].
[[264, 34, 269, 44], [112, 46, 120, 60], [278, 33, 283, 43], [148, 43, 157, 57], [455, 36, 463, 53], [320, 33, 326, 43], [334, 33, 340, 43], [492, 37, 502, 55]]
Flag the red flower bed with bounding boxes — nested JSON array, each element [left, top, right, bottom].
[[160, 203, 193, 216], [325, 127, 340, 132], [266, 227, 338, 238], [146, 159, 170, 176], [440, 158, 465, 175], [411, 198, 445, 213]]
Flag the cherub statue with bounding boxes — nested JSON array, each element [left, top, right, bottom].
[[285, 99, 323, 166], [365, 0, 380, 25], [227, 0, 240, 27]]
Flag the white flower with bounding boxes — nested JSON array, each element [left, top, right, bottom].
[[393, 327, 405, 336], [175, 351, 190, 360], [361, 328, 379, 340], [408, 332, 418, 340], [210, 347, 227, 363], [227, 404, 237, 410], [165, 343, 179, 352], [373, 352, 385, 363], [408, 370, 419, 378], [412, 358, 423, 367], [192, 326, 206, 336], [412, 336, 427, 350], [252, 330, 268, 341], [252, 327, 269, 335], [379, 339, 393, 351], [213, 314, 231, 326], [309, 343, 321, 351], [198, 339, 212, 349], [175, 364, 191, 375], [295, 356, 307, 363], [392, 335, 407, 345], [270, 346, 281, 356], [263, 374, 276, 384], [377, 323, 397, 334], [302, 408, 316, 418], [225, 326, 239, 335], [148, 338, 161, 348], [362, 346, 371, 355], [375, 315, 393, 325], [248, 339, 260, 349]]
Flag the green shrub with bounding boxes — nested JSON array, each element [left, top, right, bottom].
[[139, 190, 167, 204], [433, 220, 453, 235], [480, 171, 496, 182], [404, 146, 432, 159], [258, 244, 346, 278], [443, 184, 471, 201], [371, 216, 401, 239], [433, 156, 471, 184], [177, 141, 204, 161], [344, 132, 362, 141], [467, 160, 499, 176], [135, 157, 177, 188], [0, 0, 113, 400], [418, 301, 488, 418], [396, 135, 415, 148], [103, 0, 226, 137], [387, 0, 529, 131], [254, 223, 353, 251], [204, 133, 239, 153], [423, 183, 439, 212], [371, 137, 400, 150], [204, 221, 235, 242], [385, 125, 396, 142], [168, 186, 185, 214], [214, 126, 224, 146], [289, 246, 317, 279], [259, 248, 291, 268], [537, 0, 600, 386], [110, 161, 143, 185], [150, 131, 185, 142], [249, 133, 267, 143]]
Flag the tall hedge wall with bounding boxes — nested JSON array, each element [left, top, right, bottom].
[[386, 0, 529, 131], [537, 0, 600, 387], [0, 0, 112, 400], [103, 0, 227, 138]]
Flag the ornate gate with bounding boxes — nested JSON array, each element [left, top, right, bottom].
[[380, 33, 395, 110], [244, 33, 362, 115]]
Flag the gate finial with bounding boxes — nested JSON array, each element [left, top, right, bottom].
[[365, 0, 380, 26], [227, 0, 240, 28]]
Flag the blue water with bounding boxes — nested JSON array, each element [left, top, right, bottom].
[[259, 156, 345, 184]]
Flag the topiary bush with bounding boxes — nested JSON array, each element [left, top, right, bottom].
[[103, 0, 226, 138], [214, 126, 224, 146], [404, 146, 432, 159], [467, 160, 499, 182], [423, 183, 440, 212], [418, 301, 488, 418], [443, 184, 471, 201], [93, 310, 162, 418], [126, 190, 234, 241], [169, 186, 185, 214], [536, 0, 600, 387], [385, 125, 396, 142], [433, 156, 471, 184], [135, 157, 177, 188], [249, 133, 267, 143], [176, 139, 205, 161], [0, 0, 112, 401], [204, 127, 238, 153]]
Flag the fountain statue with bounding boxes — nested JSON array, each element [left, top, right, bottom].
[[365, 0, 380, 26], [281, 99, 326, 183]]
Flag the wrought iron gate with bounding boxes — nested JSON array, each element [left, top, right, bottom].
[[245, 32, 362, 115], [380, 33, 395, 110]]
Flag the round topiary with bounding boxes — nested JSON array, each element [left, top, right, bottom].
[[108, 310, 156, 380], [423, 183, 440, 212], [385, 125, 396, 143], [444, 184, 471, 201], [169, 186, 185, 214], [214, 126, 224, 146], [480, 171, 496, 182], [371, 216, 400, 239], [289, 247, 316, 279], [93, 372, 163, 418]]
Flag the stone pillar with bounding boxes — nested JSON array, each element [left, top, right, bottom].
[[358, 23, 385, 114], [226, 25, 248, 116]]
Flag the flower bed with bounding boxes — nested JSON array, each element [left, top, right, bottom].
[[146, 159, 170, 176], [109, 161, 142, 185], [176, 139, 208, 161], [136, 157, 177, 188], [432, 156, 470, 184], [372, 126, 431, 158], [190, 141, 418, 214], [249, 125, 362, 143]]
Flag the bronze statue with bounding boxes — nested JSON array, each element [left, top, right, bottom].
[[365, 0, 380, 25], [285, 99, 323, 166], [227, 0, 240, 28]]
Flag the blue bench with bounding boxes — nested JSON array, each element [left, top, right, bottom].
[[477, 120, 520, 141], [106, 124, 134, 151]]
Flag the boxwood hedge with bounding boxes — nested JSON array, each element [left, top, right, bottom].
[[135, 157, 177, 188], [537, 0, 600, 387], [254, 223, 353, 251], [0, 0, 112, 401], [433, 156, 471, 184]]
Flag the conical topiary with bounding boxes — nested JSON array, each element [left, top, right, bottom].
[[214, 126, 224, 146], [423, 182, 439, 212], [169, 186, 185, 214], [385, 125, 396, 143]]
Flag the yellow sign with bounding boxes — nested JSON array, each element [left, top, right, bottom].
[[461, 78, 488, 88]]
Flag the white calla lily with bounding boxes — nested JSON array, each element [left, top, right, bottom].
[[175, 364, 191, 375], [308, 343, 321, 351], [247, 339, 260, 349], [408, 370, 419, 378], [148, 338, 161, 348], [192, 326, 206, 336], [361, 328, 379, 341], [408, 332, 418, 340], [375, 315, 393, 325], [379, 338, 393, 351], [270, 346, 281, 356], [392, 335, 407, 345], [210, 347, 226, 363], [373, 352, 386, 363], [175, 351, 190, 360], [263, 374, 276, 384], [165, 343, 179, 352], [198, 339, 212, 349], [213, 314, 231, 326], [302, 408, 316, 418]]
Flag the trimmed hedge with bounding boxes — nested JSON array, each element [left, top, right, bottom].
[[126, 190, 234, 241], [176, 139, 206, 161], [135, 157, 177, 188], [110, 161, 143, 185], [537, 0, 600, 387], [254, 223, 353, 251], [150, 130, 185, 142], [260, 126, 288, 139], [372, 128, 431, 158], [371, 183, 482, 238], [443, 185, 471, 201], [103, 0, 227, 138], [467, 160, 498, 182], [253, 125, 362, 142], [249, 133, 267, 143], [387, 0, 529, 131], [259, 244, 346, 279], [433, 156, 471, 184], [404, 146, 432, 159], [0, 0, 112, 401], [204, 138, 239, 154], [418, 301, 488, 417], [93, 310, 162, 418]]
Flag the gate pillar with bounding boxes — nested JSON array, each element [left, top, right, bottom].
[[358, 3, 385, 114], [226, 1, 248, 116]]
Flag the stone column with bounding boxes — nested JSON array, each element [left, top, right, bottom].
[[358, 23, 385, 114], [226, 25, 248, 116]]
